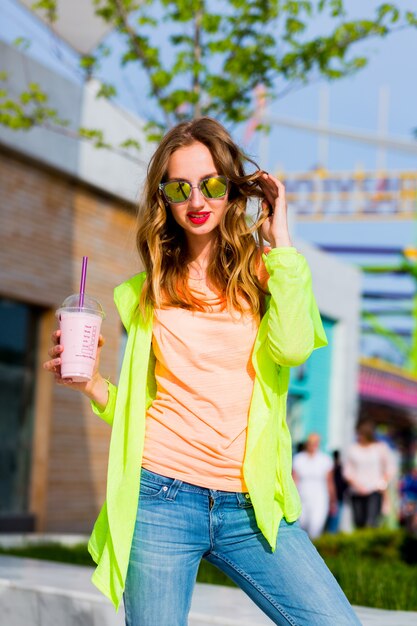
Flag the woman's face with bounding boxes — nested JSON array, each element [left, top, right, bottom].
[[164, 142, 229, 244]]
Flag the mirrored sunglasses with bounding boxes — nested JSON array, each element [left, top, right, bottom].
[[159, 176, 228, 203]]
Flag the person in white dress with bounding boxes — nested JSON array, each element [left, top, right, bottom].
[[293, 433, 336, 538]]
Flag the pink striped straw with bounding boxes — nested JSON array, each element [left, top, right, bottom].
[[79, 256, 88, 307]]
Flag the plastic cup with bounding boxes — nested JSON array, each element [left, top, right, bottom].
[[56, 294, 105, 382]]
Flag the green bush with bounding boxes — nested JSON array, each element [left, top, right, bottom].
[[323, 553, 417, 610], [196, 530, 417, 610], [314, 528, 405, 561], [0, 543, 94, 566], [0, 542, 233, 586], [313, 529, 417, 610], [1, 530, 417, 610], [400, 533, 417, 565], [197, 560, 236, 587]]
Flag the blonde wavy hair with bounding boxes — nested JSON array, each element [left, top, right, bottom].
[[136, 117, 269, 320]]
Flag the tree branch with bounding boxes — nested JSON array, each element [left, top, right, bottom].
[[192, 1, 204, 118], [111, 0, 172, 129], [42, 120, 146, 165]]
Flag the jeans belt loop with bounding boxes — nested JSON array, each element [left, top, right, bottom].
[[166, 478, 182, 501]]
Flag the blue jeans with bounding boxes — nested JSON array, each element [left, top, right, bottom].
[[124, 468, 361, 626]]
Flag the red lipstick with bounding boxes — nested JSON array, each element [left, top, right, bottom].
[[187, 212, 210, 225]]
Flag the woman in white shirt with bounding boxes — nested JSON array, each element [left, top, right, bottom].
[[343, 421, 395, 528]]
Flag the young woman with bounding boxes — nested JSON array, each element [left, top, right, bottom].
[[44, 118, 361, 625], [344, 420, 395, 529]]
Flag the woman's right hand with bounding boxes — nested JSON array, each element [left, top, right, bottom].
[[43, 329, 107, 399]]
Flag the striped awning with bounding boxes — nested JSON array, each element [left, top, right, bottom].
[[360, 358, 417, 409]]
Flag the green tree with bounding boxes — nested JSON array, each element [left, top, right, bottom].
[[1, 0, 417, 151]]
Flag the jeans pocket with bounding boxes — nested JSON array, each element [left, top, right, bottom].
[[139, 477, 169, 499], [236, 492, 253, 508]]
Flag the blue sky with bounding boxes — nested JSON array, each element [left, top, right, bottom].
[[2, 0, 416, 173], [1, 0, 416, 364]]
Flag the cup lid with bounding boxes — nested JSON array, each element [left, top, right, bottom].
[[56, 294, 105, 319]]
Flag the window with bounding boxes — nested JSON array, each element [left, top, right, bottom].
[[0, 298, 40, 516], [287, 393, 305, 449]]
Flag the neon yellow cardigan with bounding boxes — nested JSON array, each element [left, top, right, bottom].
[[88, 247, 327, 609]]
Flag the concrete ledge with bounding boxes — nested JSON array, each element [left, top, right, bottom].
[[0, 534, 89, 548], [1, 555, 416, 626]]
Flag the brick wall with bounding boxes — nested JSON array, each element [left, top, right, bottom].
[[0, 146, 142, 531]]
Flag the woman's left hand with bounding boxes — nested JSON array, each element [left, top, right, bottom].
[[258, 172, 292, 248]]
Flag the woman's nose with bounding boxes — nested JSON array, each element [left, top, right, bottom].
[[189, 185, 205, 209]]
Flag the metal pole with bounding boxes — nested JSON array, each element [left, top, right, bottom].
[[264, 114, 417, 155], [318, 85, 329, 169], [376, 85, 390, 172]]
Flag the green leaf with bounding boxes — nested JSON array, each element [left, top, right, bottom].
[[31, 0, 57, 22], [152, 70, 172, 89], [317, 1, 344, 16], [96, 83, 117, 99], [285, 17, 306, 35], [80, 55, 98, 70], [17, 83, 49, 105], [94, 6, 114, 22], [377, 3, 400, 24], [146, 131, 164, 142], [120, 138, 141, 150], [405, 11, 417, 26], [78, 126, 111, 149], [170, 35, 194, 46], [78, 127, 103, 139], [13, 37, 31, 51], [136, 15, 158, 27], [201, 13, 222, 33]]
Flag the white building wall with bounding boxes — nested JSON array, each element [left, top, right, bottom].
[[78, 79, 151, 202], [0, 42, 150, 203]]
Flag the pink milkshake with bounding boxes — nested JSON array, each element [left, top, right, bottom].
[[56, 294, 105, 382]]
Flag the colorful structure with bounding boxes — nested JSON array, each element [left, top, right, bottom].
[[360, 358, 417, 410], [359, 358, 417, 469]]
